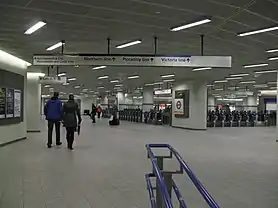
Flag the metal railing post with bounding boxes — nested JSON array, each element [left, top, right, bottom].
[[156, 157, 172, 208]]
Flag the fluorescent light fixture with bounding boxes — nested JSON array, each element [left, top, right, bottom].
[[49, 88, 54, 90], [128, 75, 139, 79], [115, 84, 123, 87], [192, 67, 212, 71], [207, 84, 214, 87], [260, 90, 277, 95], [171, 18, 211, 32], [214, 80, 228, 83], [145, 83, 155, 86], [27, 72, 45, 77], [268, 57, 278, 61], [74, 85, 80, 89], [228, 86, 239, 90], [243, 63, 268, 68], [74, 65, 79, 68], [105, 90, 110, 93], [163, 79, 175, 82], [230, 73, 249, 77], [161, 74, 175, 78], [239, 81, 256, 84], [268, 82, 276, 85], [0, 49, 31, 67], [82, 89, 88, 91], [46, 42, 63, 51], [253, 84, 268, 88], [238, 26, 278, 37], [63, 82, 70, 85], [110, 80, 119, 83], [255, 70, 277, 74], [98, 86, 104, 89], [226, 77, 242, 80], [217, 98, 243, 101], [98, 75, 109, 80], [68, 77, 76, 81], [44, 85, 50, 88], [92, 66, 107, 70], [266, 48, 278, 53], [154, 82, 163, 85], [215, 88, 223, 91], [57, 73, 66, 77], [24, 21, 46, 34], [270, 87, 277, 90], [116, 40, 142, 49]]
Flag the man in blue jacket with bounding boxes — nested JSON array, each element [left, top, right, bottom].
[[44, 92, 63, 148]]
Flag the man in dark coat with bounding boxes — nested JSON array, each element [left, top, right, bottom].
[[62, 94, 82, 150], [44, 92, 63, 148], [91, 103, 97, 123]]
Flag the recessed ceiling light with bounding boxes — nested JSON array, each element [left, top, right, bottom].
[[268, 57, 278, 61], [239, 81, 256, 84], [266, 48, 278, 53], [24, 21, 46, 34], [230, 73, 249, 77], [161, 74, 175, 78], [238, 26, 278, 37], [116, 40, 142, 49], [110, 80, 119, 83], [171, 18, 211, 32], [68, 77, 76, 81], [44, 85, 50, 88], [128, 75, 139, 79], [74, 85, 80, 89], [57, 73, 66, 77], [243, 63, 268, 68], [192, 67, 212, 71], [226, 77, 242, 80], [46, 42, 64, 51], [163, 79, 175, 82], [214, 80, 228, 83], [255, 70, 277, 74], [92, 66, 107, 70], [98, 75, 109, 80]]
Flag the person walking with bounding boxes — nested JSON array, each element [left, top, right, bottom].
[[97, 105, 102, 118], [91, 103, 97, 123], [62, 94, 82, 150], [44, 92, 63, 148]]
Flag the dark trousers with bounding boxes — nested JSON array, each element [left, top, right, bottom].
[[48, 120, 61, 145], [97, 112, 101, 118], [66, 127, 75, 148], [91, 114, 96, 123]]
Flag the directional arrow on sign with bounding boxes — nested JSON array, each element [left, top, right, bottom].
[[112, 57, 116, 61], [187, 58, 190, 62]]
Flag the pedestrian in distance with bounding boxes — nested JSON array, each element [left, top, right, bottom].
[[62, 94, 82, 150], [97, 105, 102, 118], [91, 103, 97, 123], [44, 92, 63, 148]]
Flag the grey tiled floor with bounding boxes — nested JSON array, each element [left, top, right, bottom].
[[1, 117, 278, 207]]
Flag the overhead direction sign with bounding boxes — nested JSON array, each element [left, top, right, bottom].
[[33, 54, 232, 68], [39, 76, 67, 84]]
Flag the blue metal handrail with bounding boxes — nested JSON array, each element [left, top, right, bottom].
[[146, 144, 220, 208], [146, 145, 174, 208]]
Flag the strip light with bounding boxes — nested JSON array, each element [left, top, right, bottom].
[[215, 88, 224, 91], [116, 40, 142, 49], [192, 67, 212, 71], [207, 84, 214, 87], [226, 77, 242, 80], [110, 80, 119, 83], [238, 26, 278, 37], [268, 57, 278, 61], [46, 42, 63, 51], [255, 70, 277, 74], [74, 85, 80, 89], [128, 75, 139, 79], [239, 81, 256, 84], [98, 86, 104, 89], [161, 74, 175, 78], [171, 18, 211, 32], [24, 21, 46, 34], [230, 73, 249, 77], [266, 48, 278, 53], [268, 82, 276, 85], [243, 63, 268, 68], [97, 75, 109, 80], [214, 80, 228, 83], [57, 73, 66, 77], [68, 78, 76, 81], [92, 66, 107, 70], [163, 79, 175, 82]]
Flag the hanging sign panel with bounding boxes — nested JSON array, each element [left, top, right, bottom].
[[39, 76, 67, 84], [0, 88, 6, 119], [14, 89, 21, 118], [33, 54, 232, 68], [6, 88, 14, 118]]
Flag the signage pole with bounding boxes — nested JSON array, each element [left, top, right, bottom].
[[200, 34, 204, 56], [154, 36, 158, 55], [47, 66, 50, 76], [107, 38, 111, 55], [56, 66, 59, 76], [61, 40, 65, 54]]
